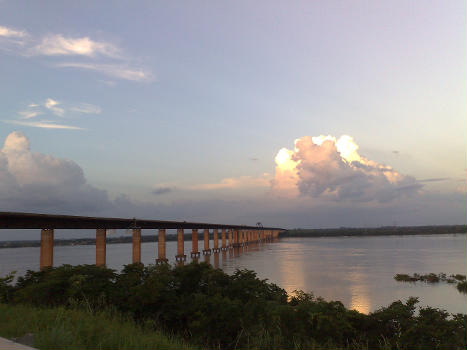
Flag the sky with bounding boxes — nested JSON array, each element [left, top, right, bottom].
[[0, 1, 465, 238]]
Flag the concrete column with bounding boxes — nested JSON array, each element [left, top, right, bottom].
[[203, 228, 211, 255], [213, 229, 219, 252], [191, 229, 200, 258], [213, 252, 219, 269], [221, 228, 227, 250], [233, 229, 238, 247], [176, 228, 186, 263], [96, 228, 106, 267], [156, 229, 168, 263], [132, 228, 142, 264], [40, 229, 54, 270], [228, 229, 233, 248]]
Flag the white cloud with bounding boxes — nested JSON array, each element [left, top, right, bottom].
[[70, 103, 102, 114], [0, 25, 26, 38], [57, 62, 153, 82], [272, 135, 422, 202], [4, 120, 83, 130], [0, 25, 152, 83], [18, 110, 42, 119], [44, 98, 65, 116], [189, 174, 271, 191], [34, 34, 119, 57]]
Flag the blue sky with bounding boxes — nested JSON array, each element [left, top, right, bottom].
[[0, 1, 465, 232]]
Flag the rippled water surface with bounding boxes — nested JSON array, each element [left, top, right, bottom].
[[1, 234, 466, 314]]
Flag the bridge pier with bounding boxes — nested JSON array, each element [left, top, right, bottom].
[[132, 228, 141, 264], [156, 228, 168, 264], [202, 228, 211, 255], [228, 228, 233, 249], [96, 228, 106, 266], [212, 228, 220, 253], [191, 228, 200, 258], [40, 228, 54, 270], [221, 228, 227, 251], [176, 228, 186, 263]]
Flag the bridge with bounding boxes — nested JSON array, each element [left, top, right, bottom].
[[0, 212, 284, 270]]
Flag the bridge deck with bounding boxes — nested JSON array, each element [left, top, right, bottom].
[[0, 212, 283, 230]]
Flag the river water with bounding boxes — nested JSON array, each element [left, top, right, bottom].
[[1, 234, 465, 314]]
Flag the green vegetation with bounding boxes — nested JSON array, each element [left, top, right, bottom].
[[283, 225, 466, 238], [0, 303, 194, 350], [394, 273, 467, 294], [1, 263, 466, 349]]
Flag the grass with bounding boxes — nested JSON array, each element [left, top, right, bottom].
[[0, 303, 197, 350]]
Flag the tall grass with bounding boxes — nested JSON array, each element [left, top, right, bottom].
[[0, 303, 196, 350]]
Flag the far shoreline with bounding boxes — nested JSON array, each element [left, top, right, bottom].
[[0, 225, 465, 249]]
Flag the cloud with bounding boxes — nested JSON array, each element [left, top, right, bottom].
[[0, 132, 107, 214], [45, 98, 64, 116], [9, 98, 101, 129], [4, 120, 83, 130], [0, 25, 26, 38], [418, 177, 450, 183], [0, 132, 464, 241], [18, 110, 42, 119], [57, 62, 152, 82], [190, 174, 271, 191], [272, 135, 422, 202], [0, 25, 151, 82], [34, 34, 119, 57], [152, 186, 175, 195], [70, 103, 102, 114]]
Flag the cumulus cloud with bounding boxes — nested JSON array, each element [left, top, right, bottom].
[[0, 132, 108, 213], [0, 132, 463, 240], [272, 135, 422, 202]]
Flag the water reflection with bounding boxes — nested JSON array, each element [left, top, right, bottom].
[[348, 268, 371, 314]]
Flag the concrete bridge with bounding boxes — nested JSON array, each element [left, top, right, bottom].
[[0, 212, 284, 270]]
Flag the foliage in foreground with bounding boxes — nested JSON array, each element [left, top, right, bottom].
[[1, 263, 466, 349], [394, 272, 467, 293], [0, 303, 194, 350]]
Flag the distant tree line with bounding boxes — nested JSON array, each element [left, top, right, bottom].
[[282, 225, 466, 238]]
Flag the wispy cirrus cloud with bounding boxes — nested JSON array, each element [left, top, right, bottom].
[[4, 119, 84, 130], [57, 62, 152, 82], [0, 25, 27, 38], [45, 98, 65, 116], [70, 103, 102, 114], [5, 98, 101, 131], [0, 24, 152, 82], [18, 110, 42, 119], [34, 34, 120, 58]]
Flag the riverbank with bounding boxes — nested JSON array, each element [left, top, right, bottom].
[[1, 263, 465, 349]]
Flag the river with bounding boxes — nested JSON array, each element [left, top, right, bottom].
[[1, 233, 465, 314]]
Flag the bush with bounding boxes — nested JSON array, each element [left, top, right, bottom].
[[2, 263, 466, 349]]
